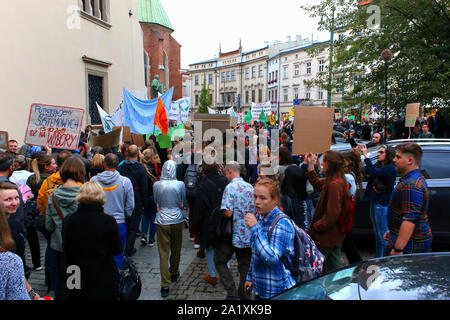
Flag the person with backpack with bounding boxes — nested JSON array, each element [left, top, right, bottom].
[[244, 178, 297, 300], [184, 162, 201, 249], [341, 149, 363, 264], [140, 148, 162, 247], [45, 157, 85, 299], [304, 151, 350, 273], [360, 144, 397, 258], [193, 161, 229, 286], [91, 154, 135, 270]]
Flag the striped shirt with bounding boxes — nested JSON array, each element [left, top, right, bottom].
[[387, 169, 432, 253], [246, 207, 296, 299]]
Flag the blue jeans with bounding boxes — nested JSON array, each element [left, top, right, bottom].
[[206, 247, 230, 278], [305, 197, 315, 229], [114, 223, 128, 270], [141, 195, 157, 242], [369, 201, 389, 258]]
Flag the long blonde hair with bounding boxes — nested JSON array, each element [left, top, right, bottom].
[[31, 154, 54, 183]]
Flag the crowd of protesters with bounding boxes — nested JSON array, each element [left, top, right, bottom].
[[0, 114, 438, 300]]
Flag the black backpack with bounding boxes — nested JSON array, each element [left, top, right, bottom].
[[184, 164, 199, 198]]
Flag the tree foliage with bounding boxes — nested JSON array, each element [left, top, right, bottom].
[[198, 78, 212, 114], [301, 0, 450, 115]]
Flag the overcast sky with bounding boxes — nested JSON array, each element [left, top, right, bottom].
[[161, 0, 330, 69]]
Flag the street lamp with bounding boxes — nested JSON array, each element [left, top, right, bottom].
[[381, 49, 393, 139], [322, 6, 336, 109]]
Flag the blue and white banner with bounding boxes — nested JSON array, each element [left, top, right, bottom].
[[123, 87, 174, 134]]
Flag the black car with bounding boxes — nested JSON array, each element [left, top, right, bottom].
[[353, 139, 450, 245], [272, 252, 450, 300]]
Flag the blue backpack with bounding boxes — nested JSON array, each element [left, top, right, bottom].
[[268, 213, 325, 284]]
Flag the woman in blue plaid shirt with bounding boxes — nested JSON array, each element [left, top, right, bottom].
[[244, 178, 296, 300]]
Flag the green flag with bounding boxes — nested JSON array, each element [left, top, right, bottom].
[[244, 110, 252, 123], [259, 110, 268, 128]]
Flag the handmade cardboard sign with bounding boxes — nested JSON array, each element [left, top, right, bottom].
[[292, 106, 335, 155], [131, 134, 145, 148], [114, 126, 131, 143], [405, 103, 420, 127], [25, 104, 84, 151], [89, 127, 122, 148], [0, 131, 8, 149]]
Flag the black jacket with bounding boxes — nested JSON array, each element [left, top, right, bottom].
[[194, 174, 229, 248], [62, 203, 122, 300], [118, 160, 149, 214]]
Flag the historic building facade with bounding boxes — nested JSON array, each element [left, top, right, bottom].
[[189, 44, 268, 114], [1, 0, 146, 143]]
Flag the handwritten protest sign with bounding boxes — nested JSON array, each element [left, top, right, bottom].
[[405, 103, 420, 127], [25, 104, 84, 151], [292, 106, 335, 155], [0, 131, 8, 149]]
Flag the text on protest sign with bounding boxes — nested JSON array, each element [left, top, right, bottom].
[[251, 102, 272, 121], [25, 104, 85, 150]]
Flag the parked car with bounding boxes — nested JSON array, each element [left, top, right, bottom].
[[272, 252, 450, 300], [353, 139, 450, 245]]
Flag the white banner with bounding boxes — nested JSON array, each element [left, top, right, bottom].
[[168, 101, 181, 121], [251, 102, 272, 121], [25, 104, 84, 151], [169, 97, 191, 123]]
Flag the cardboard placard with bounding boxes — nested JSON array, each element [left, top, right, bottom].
[[24, 104, 84, 151], [0, 131, 8, 149], [292, 106, 335, 155], [405, 103, 420, 127], [114, 126, 131, 143], [89, 127, 122, 148], [131, 134, 145, 148]]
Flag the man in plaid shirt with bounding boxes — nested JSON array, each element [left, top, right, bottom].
[[385, 143, 432, 255]]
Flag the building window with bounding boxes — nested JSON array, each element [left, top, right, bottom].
[[245, 68, 250, 79], [259, 65, 263, 77], [306, 62, 312, 74], [210, 94, 213, 103], [275, 71, 278, 82], [88, 74, 104, 125], [275, 89, 278, 102], [208, 74, 213, 85], [294, 64, 300, 76], [294, 88, 299, 99], [269, 72, 272, 82], [318, 86, 324, 100], [283, 66, 289, 79], [195, 95, 199, 106], [283, 88, 289, 102], [306, 86, 311, 99], [195, 75, 199, 86], [319, 59, 325, 72], [222, 72, 225, 83], [231, 70, 236, 81], [81, 0, 110, 24], [252, 90, 256, 102], [258, 89, 263, 103], [226, 71, 231, 82], [246, 91, 249, 104], [252, 66, 256, 78]]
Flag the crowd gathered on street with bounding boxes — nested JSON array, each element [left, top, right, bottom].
[[0, 111, 447, 301]]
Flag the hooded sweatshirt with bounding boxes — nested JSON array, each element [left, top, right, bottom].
[[117, 160, 148, 215], [45, 185, 81, 252], [153, 160, 187, 225], [91, 170, 135, 224]]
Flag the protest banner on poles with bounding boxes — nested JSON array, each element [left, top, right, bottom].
[[251, 102, 272, 121], [89, 127, 122, 149], [25, 104, 84, 151]]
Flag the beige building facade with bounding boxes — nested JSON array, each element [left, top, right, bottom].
[[1, 0, 146, 144], [189, 45, 268, 114]]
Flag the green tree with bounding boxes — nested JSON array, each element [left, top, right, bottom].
[[301, 0, 450, 116], [198, 78, 212, 114]]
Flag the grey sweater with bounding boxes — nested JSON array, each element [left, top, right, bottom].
[[91, 170, 135, 224]]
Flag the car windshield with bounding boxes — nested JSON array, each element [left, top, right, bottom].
[[273, 266, 360, 300]]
